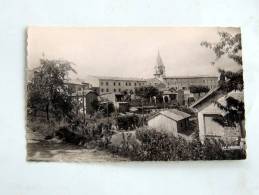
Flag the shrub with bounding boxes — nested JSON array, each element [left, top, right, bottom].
[[134, 128, 193, 161], [116, 114, 141, 130], [189, 85, 210, 94], [109, 128, 246, 161]]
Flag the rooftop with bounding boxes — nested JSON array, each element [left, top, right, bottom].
[[190, 88, 244, 110], [96, 76, 146, 81], [189, 87, 221, 109], [218, 90, 244, 106], [71, 89, 96, 96], [150, 109, 191, 121], [65, 77, 89, 85]]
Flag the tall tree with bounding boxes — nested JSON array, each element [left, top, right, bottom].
[[201, 31, 245, 138], [27, 58, 77, 121], [201, 32, 243, 90]]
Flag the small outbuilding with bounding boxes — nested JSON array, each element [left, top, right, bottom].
[[147, 109, 191, 136], [100, 92, 127, 112], [190, 88, 244, 145]]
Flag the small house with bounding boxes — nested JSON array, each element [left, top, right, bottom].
[[100, 92, 129, 112], [190, 88, 244, 145], [147, 109, 191, 136]]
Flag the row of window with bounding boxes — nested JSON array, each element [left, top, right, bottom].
[[100, 88, 122, 93], [174, 85, 217, 90], [100, 88, 136, 93], [100, 85, 217, 93], [100, 81, 144, 87], [167, 79, 217, 84]]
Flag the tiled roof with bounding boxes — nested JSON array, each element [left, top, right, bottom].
[[190, 88, 244, 109], [150, 109, 191, 121], [189, 87, 221, 109]]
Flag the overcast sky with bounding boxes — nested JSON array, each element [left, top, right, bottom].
[[27, 27, 241, 79]]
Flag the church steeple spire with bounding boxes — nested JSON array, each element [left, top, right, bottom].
[[157, 50, 164, 66], [154, 50, 165, 79]]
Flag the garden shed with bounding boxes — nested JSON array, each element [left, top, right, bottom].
[[147, 109, 191, 136]]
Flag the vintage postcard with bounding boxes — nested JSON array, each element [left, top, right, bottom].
[[26, 27, 246, 162]]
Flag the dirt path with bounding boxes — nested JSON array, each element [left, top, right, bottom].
[[26, 125, 128, 162], [27, 140, 128, 162]]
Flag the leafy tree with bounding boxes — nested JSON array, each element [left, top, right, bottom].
[[213, 96, 245, 137], [189, 85, 209, 94], [27, 58, 77, 121], [135, 86, 159, 100], [201, 31, 245, 138], [201, 31, 243, 90]]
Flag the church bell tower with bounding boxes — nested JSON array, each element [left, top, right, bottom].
[[154, 50, 166, 80]]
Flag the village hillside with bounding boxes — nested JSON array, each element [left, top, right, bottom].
[[26, 31, 245, 161]]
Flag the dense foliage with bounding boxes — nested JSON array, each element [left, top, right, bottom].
[[27, 59, 77, 121], [109, 128, 246, 161], [116, 114, 142, 130], [135, 86, 159, 100], [201, 32, 242, 65], [201, 31, 245, 136], [99, 102, 115, 116], [189, 85, 210, 94]]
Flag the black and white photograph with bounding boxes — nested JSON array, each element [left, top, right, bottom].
[[26, 27, 246, 162]]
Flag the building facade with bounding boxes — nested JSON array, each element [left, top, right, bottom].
[[65, 78, 92, 95], [84, 51, 218, 96], [97, 76, 146, 95], [164, 76, 218, 90]]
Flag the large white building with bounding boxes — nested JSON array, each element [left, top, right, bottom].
[[82, 75, 146, 95], [84, 51, 218, 95], [163, 76, 218, 90], [97, 76, 146, 95]]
